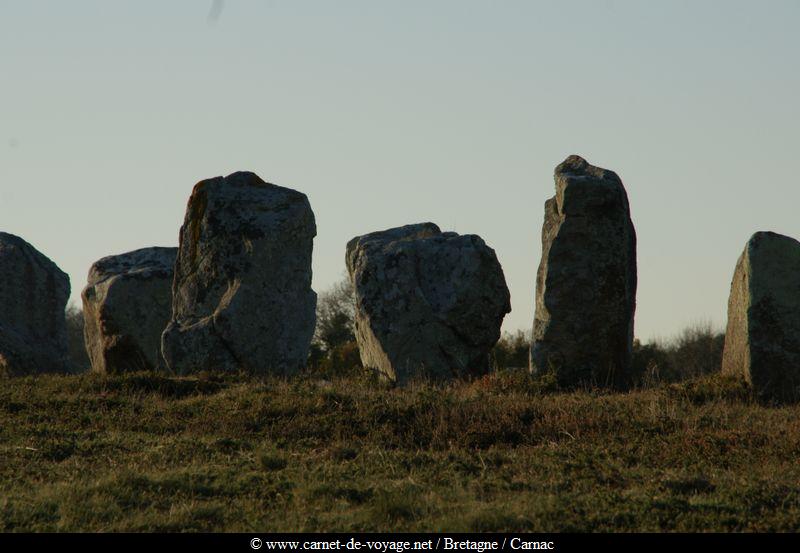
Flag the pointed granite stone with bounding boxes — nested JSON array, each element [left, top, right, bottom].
[[530, 155, 637, 388]]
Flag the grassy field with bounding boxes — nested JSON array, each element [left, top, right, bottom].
[[2, 369, 800, 532]]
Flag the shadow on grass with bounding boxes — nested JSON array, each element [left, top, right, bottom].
[[86, 372, 229, 399]]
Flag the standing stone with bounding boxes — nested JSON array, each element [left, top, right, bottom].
[[346, 223, 511, 385], [161, 171, 316, 375], [721, 231, 800, 402], [530, 155, 637, 388], [0, 232, 71, 376], [81, 247, 176, 374]]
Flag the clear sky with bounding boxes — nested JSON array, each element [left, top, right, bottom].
[[1, 1, 798, 342]]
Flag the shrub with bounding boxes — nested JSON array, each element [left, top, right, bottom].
[[65, 304, 90, 372], [308, 276, 362, 376], [492, 329, 530, 370], [313, 276, 355, 352], [313, 342, 363, 377], [633, 321, 725, 385], [668, 321, 725, 379]]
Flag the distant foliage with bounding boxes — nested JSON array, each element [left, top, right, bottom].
[[490, 321, 725, 384], [65, 304, 90, 372], [305, 280, 725, 386], [312, 341, 363, 377], [308, 276, 362, 376], [633, 321, 725, 385], [313, 276, 356, 352], [492, 329, 531, 370]]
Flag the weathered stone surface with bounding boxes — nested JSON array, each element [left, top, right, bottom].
[[530, 155, 637, 388], [0, 232, 71, 376], [346, 223, 511, 384], [721, 231, 800, 402], [161, 171, 316, 375], [81, 247, 176, 374]]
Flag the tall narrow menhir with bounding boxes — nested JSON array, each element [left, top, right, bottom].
[[161, 171, 317, 375], [721, 231, 800, 402], [530, 156, 637, 388]]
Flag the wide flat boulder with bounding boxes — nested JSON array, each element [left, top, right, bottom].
[[82, 247, 176, 373], [721, 231, 800, 402], [346, 223, 511, 385], [0, 232, 71, 376], [161, 171, 316, 375], [530, 155, 637, 388]]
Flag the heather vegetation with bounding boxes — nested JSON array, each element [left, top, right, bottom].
[[14, 281, 793, 532], [4, 368, 800, 532]]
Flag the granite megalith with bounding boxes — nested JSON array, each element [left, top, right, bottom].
[[530, 155, 637, 388], [81, 247, 176, 374], [0, 232, 71, 376], [161, 171, 317, 375], [346, 223, 511, 385], [721, 231, 800, 402]]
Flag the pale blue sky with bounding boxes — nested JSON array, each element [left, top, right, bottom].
[[1, 1, 798, 341]]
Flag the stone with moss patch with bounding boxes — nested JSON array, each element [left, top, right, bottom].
[[161, 171, 316, 376]]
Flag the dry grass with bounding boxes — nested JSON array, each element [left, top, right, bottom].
[[2, 369, 800, 532]]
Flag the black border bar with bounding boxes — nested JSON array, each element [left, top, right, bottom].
[[1, 532, 799, 551]]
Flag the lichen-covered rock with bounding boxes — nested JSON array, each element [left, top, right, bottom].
[[81, 247, 176, 374], [530, 155, 637, 388], [0, 232, 71, 376], [346, 223, 511, 384], [161, 171, 316, 375], [721, 231, 800, 402]]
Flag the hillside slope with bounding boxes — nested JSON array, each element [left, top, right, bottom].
[[2, 371, 799, 532]]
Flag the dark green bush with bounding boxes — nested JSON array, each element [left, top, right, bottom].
[[492, 330, 530, 370], [633, 321, 725, 385], [307, 276, 362, 377], [65, 304, 90, 372]]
